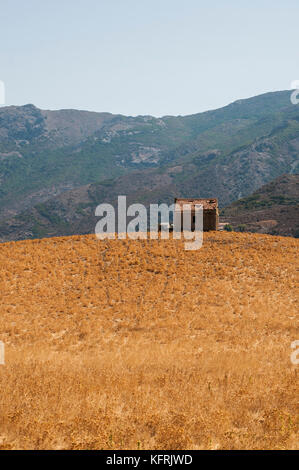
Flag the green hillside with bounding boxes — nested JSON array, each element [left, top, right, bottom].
[[220, 174, 299, 237], [0, 90, 299, 241], [0, 90, 297, 219]]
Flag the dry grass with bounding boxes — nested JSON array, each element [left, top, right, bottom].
[[0, 231, 298, 450]]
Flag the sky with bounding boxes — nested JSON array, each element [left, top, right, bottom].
[[0, 0, 299, 116]]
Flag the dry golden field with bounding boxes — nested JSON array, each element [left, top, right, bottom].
[[0, 231, 298, 450]]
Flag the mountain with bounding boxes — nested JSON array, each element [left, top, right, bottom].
[[0, 105, 175, 218], [1, 172, 299, 243], [0, 90, 298, 241], [220, 174, 299, 237], [0, 90, 298, 219]]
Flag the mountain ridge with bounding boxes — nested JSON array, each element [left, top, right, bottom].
[[220, 174, 299, 237], [0, 90, 298, 241]]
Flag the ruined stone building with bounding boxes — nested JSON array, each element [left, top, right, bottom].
[[174, 198, 219, 231]]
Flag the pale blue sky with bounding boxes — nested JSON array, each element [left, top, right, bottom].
[[1, 0, 298, 116]]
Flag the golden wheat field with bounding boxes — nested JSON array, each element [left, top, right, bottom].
[[0, 231, 298, 450]]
